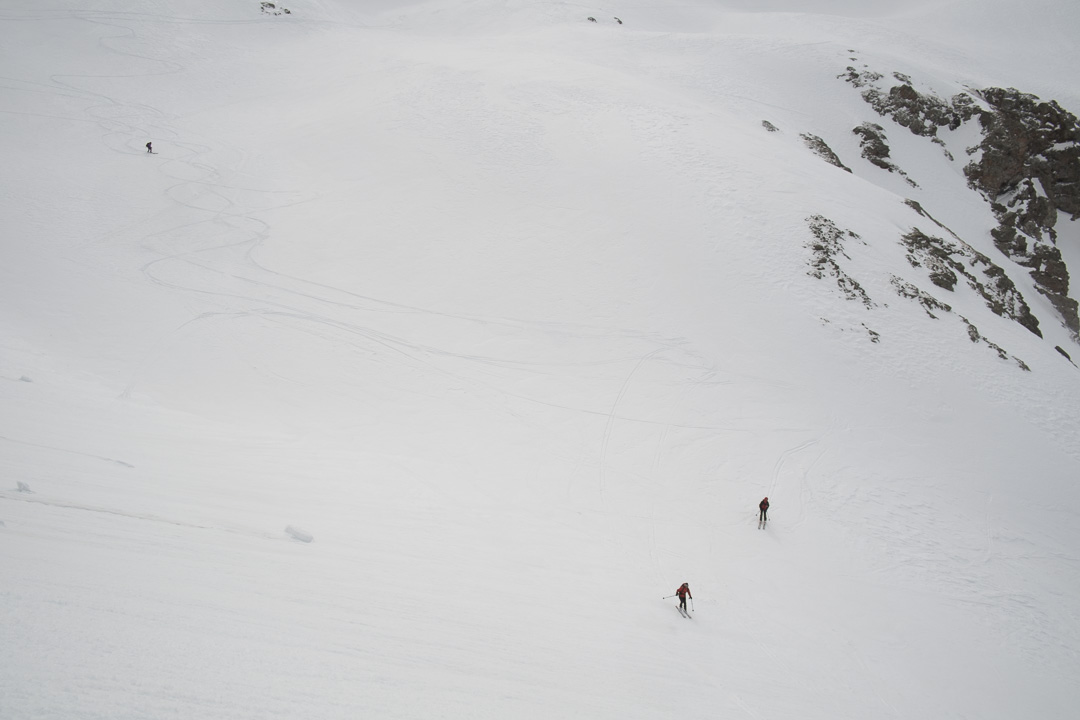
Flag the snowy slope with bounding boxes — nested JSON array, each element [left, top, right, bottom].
[[2, 1, 1079, 718]]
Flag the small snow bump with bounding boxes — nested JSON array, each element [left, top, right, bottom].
[[285, 525, 313, 543]]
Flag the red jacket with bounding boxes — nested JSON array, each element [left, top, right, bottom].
[[676, 584, 691, 599], [760, 498, 769, 511]]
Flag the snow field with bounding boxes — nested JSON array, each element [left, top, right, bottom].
[[2, 1, 1079, 718]]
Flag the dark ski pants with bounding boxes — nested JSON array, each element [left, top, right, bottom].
[[759, 509, 767, 522]]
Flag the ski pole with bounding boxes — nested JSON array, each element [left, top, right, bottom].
[[662, 595, 676, 599], [690, 598, 695, 611]]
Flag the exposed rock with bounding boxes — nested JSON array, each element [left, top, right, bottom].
[[890, 276, 952, 318], [853, 122, 892, 169], [903, 199, 963, 241], [762, 120, 779, 132], [842, 63, 1080, 339], [806, 215, 874, 308], [801, 134, 852, 172], [900, 228, 1041, 336], [840, 67, 976, 150], [260, 1, 291, 14], [900, 229, 958, 291], [965, 88, 1080, 204], [839, 66, 882, 89], [891, 271, 1026, 369], [960, 316, 1030, 370], [964, 87, 1080, 335], [853, 122, 917, 186]]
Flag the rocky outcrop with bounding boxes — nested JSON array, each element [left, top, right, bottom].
[[841, 64, 1080, 339], [840, 68, 976, 159], [965, 88, 1080, 210], [804, 211, 1032, 365], [853, 122, 917, 186], [806, 215, 873, 308], [900, 228, 1041, 336], [260, 2, 291, 14], [903, 199, 962, 240], [964, 88, 1080, 335], [960, 316, 1030, 371], [891, 276, 951, 318], [852, 122, 891, 169], [801, 134, 852, 172], [889, 266, 1030, 369]]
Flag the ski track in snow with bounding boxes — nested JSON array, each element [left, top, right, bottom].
[[0, 489, 283, 540]]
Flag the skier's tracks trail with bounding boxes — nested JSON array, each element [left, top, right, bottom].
[[25, 7, 744, 494], [769, 436, 828, 529], [0, 489, 283, 541], [32, 9, 730, 433]]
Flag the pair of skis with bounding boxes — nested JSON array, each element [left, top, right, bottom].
[[663, 593, 693, 618]]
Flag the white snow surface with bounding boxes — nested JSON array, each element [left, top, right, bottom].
[[2, 1, 1080, 718]]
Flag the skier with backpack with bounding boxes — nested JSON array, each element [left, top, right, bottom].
[[675, 582, 692, 615], [759, 497, 769, 527]]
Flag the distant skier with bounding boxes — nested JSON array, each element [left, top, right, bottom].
[[759, 497, 769, 526], [146, 141, 153, 153], [675, 582, 692, 612]]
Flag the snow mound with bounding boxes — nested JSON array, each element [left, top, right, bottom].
[[284, 525, 313, 543]]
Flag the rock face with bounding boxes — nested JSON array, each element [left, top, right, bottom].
[[891, 276, 951, 318], [853, 122, 916, 186], [806, 215, 873, 307], [965, 89, 1080, 211], [899, 228, 1041, 336], [965, 88, 1080, 335], [852, 122, 892, 169], [840, 68, 976, 158], [801, 133, 852, 172], [901, 199, 1042, 336], [841, 66, 1080, 339], [803, 207, 1032, 369]]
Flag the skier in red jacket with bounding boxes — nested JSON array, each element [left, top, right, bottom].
[[675, 582, 692, 611], [759, 497, 769, 526]]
